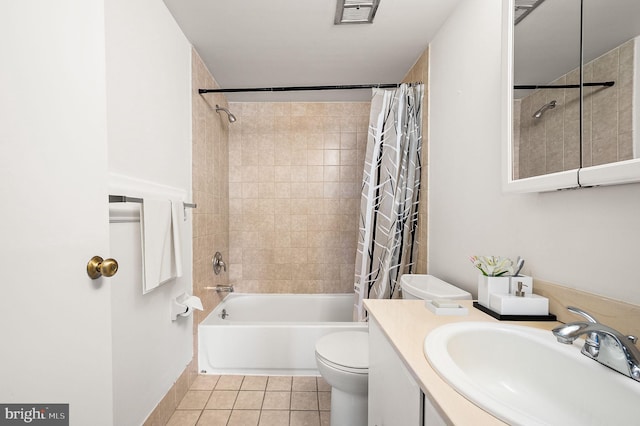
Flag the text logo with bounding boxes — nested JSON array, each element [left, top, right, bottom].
[[0, 405, 68, 426]]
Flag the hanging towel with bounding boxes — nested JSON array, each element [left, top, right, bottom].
[[141, 199, 183, 292], [171, 200, 183, 278]]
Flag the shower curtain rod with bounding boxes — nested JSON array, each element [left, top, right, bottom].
[[514, 81, 614, 90], [198, 83, 401, 94]]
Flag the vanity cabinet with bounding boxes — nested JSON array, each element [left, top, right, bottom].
[[369, 318, 447, 426], [369, 317, 420, 425], [368, 318, 448, 426]]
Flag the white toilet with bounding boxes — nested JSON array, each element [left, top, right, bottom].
[[315, 275, 468, 426], [400, 274, 472, 301], [315, 330, 369, 426]]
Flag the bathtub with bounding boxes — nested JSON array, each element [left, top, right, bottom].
[[198, 293, 367, 376]]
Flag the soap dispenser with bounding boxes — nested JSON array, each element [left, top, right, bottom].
[[515, 281, 528, 297]]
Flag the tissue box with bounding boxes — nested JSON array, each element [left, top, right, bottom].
[[477, 275, 510, 308], [489, 293, 549, 316]]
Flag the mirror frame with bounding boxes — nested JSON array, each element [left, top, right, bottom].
[[502, 0, 640, 192]]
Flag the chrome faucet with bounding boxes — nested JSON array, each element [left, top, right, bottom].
[[213, 252, 227, 275], [552, 306, 640, 381], [204, 285, 234, 293]]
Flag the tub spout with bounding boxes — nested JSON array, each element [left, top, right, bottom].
[[205, 285, 234, 293]]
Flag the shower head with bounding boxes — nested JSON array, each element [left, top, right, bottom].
[[215, 105, 237, 123], [532, 100, 557, 119]]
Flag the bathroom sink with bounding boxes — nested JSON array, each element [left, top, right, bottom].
[[424, 322, 640, 425]]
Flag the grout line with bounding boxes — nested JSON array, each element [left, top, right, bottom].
[[177, 375, 330, 426]]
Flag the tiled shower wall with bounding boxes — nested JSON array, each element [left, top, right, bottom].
[[228, 102, 370, 294], [516, 38, 635, 179], [192, 52, 230, 355]]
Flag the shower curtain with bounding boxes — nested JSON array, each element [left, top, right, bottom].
[[354, 83, 424, 321]]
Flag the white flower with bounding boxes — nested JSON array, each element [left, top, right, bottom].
[[470, 255, 514, 277]]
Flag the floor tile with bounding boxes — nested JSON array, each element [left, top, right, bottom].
[[242, 375, 268, 390], [292, 377, 317, 391], [164, 374, 333, 426], [318, 392, 331, 411], [258, 410, 290, 426], [166, 410, 201, 426], [267, 376, 292, 391], [234, 390, 265, 410], [227, 409, 261, 426], [316, 377, 331, 392], [205, 390, 238, 410], [262, 391, 291, 410], [191, 375, 220, 391], [290, 392, 318, 411], [196, 410, 231, 426], [290, 410, 320, 426], [177, 391, 212, 410], [216, 375, 244, 390], [319, 411, 330, 426]]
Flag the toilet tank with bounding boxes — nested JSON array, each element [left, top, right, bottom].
[[400, 274, 471, 300]]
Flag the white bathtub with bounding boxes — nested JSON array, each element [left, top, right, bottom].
[[198, 293, 367, 376]]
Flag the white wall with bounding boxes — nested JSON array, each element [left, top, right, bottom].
[[104, 0, 193, 424], [428, 0, 640, 305]]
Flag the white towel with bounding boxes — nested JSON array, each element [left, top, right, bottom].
[[171, 200, 183, 278], [141, 199, 183, 292]]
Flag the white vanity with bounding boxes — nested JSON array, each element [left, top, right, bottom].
[[364, 299, 557, 425], [368, 316, 447, 426]]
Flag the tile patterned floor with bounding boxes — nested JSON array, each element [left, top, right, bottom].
[[166, 375, 331, 426]]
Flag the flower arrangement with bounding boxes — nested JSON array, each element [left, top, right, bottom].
[[470, 255, 514, 277]]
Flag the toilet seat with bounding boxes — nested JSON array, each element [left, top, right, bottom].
[[315, 331, 368, 374]]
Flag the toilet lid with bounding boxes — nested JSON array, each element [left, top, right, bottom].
[[315, 331, 369, 370]]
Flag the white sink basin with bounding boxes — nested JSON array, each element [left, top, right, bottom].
[[424, 322, 640, 425]]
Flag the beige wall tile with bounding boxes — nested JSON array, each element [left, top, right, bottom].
[[189, 50, 230, 415], [227, 99, 409, 293], [518, 39, 634, 178]]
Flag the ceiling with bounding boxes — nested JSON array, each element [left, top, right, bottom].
[[162, 0, 462, 102]]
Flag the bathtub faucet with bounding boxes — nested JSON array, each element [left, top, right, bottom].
[[205, 285, 234, 293], [213, 252, 227, 275]]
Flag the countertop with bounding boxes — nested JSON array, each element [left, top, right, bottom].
[[364, 299, 561, 425]]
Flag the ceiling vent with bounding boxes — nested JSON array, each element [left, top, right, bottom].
[[334, 0, 380, 25]]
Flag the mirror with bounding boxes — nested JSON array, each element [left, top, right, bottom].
[[504, 0, 640, 192], [582, 0, 640, 168], [513, 0, 582, 180]]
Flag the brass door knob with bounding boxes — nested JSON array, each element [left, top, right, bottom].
[[87, 256, 119, 279]]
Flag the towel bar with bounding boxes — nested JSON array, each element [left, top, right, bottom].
[[109, 194, 143, 204], [109, 194, 197, 221], [109, 194, 197, 209]]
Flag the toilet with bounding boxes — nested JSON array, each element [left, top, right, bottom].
[[400, 274, 472, 301], [315, 330, 369, 426], [315, 275, 468, 426]]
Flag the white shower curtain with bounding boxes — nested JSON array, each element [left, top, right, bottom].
[[354, 83, 424, 321]]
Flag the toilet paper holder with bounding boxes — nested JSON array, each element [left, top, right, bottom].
[[171, 293, 203, 321]]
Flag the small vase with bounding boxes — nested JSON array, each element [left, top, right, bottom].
[[477, 275, 510, 308]]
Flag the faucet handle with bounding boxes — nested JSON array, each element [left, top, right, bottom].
[[213, 252, 227, 275], [567, 306, 599, 323], [628, 335, 638, 345]]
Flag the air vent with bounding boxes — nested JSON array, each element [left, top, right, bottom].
[[334, 0, 380, 25]]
